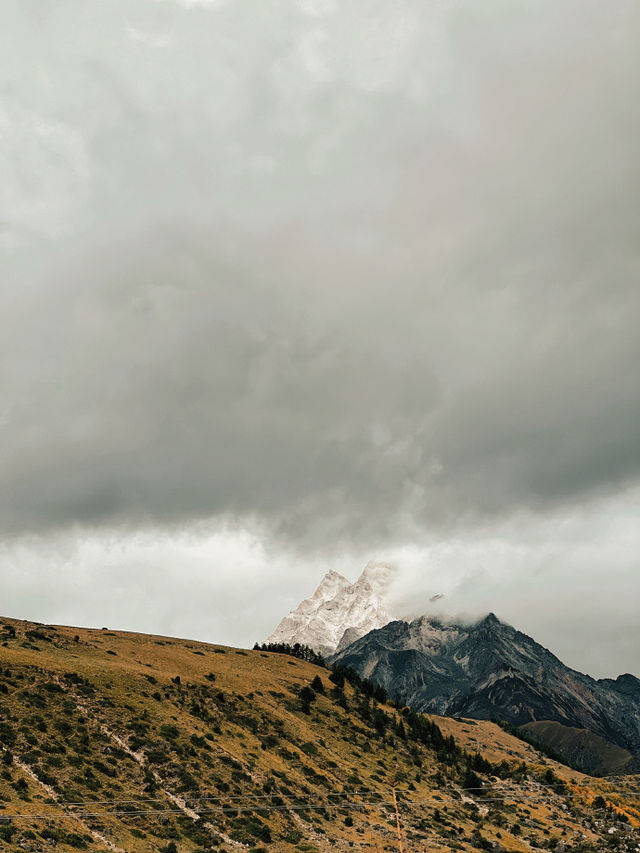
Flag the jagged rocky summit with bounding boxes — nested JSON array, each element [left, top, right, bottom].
[[331, 612, 640, 771], [265, 561, 395, 657]]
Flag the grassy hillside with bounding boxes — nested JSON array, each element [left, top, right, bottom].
[[0, 616, 638, 853], [519, 722, 633, 776]]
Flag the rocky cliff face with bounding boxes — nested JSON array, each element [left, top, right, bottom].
[[332, 613, 640, 758], [265, 561, 395, 657]]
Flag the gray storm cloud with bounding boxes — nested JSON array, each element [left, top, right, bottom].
[[2, 0, 640, 552]]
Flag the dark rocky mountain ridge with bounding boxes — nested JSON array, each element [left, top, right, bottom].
[[332, 612, 640, 772]]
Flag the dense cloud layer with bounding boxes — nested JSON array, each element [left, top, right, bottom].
[[1, 1, 639, 671], [3, 0, 640, 544]]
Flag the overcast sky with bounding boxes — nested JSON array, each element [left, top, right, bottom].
[[1, 0, 639, 678]]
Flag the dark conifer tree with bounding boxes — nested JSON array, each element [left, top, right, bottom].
[[310, 675, 325, 694]]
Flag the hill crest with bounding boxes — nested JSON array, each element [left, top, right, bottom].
[[0, 615, 638, 853]]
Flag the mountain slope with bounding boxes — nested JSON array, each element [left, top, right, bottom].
[[266, 561, 395, 656], [520, 721, 633, 776], [1, 616, 638, 852], [332, 613, 640, 771]]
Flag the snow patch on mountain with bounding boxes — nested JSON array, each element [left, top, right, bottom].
[[266, 561, 396, 656]]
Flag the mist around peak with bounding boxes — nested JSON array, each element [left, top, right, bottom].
[[265, 560, 399, 656]]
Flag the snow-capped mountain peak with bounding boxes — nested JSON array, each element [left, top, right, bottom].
[[265, 561, 396, 657], [310, 569, 351, 602]]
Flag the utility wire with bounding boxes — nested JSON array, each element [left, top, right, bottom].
[[0, 800, 392, 821], [30, 788, 382, 807], [2, 785, 638, 813], [3, 789, 639, 821], [10, 783, 639, 809]]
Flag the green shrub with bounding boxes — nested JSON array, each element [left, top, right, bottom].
[[159, 724, 180, 740], [282, 828, 303, 843], [65, 832, 89, 849], [0, 722, 16, 746], [0, 825, 16, 842]]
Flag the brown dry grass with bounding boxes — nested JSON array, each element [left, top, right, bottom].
[[0, 616, 637, 853]]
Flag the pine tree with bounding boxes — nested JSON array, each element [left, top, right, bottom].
[[299, 685, 316, 714], [310, 675, 325, 694]]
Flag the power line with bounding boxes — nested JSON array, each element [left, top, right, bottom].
[[0, 800, 393, 821], [2, 784, 638, 813], [10, 783, 639, 809], [28, 788, 382, 807], [2, 789, 639, 822]]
